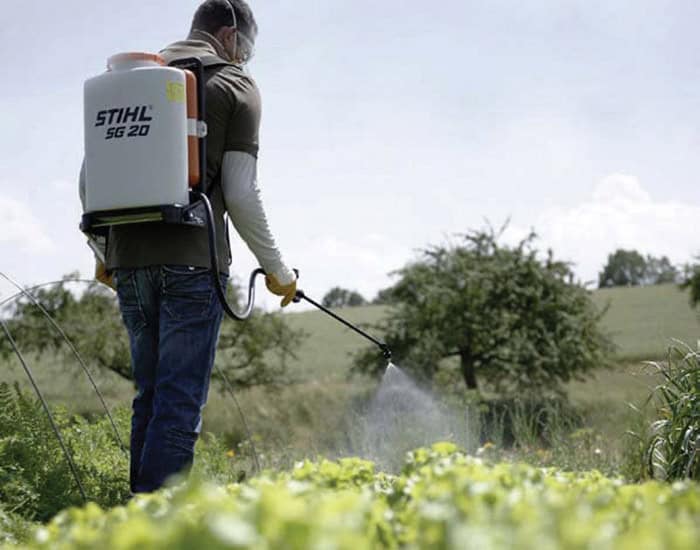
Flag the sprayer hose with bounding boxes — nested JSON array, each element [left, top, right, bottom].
[[196, 192, 265, 321]]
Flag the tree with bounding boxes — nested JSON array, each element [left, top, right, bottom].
[[214, 284, 306, 387], [645, 255, 679, 285], [680, 260, 700, 308], [353, 228, 613, 394], [0, 274, 131, 377], [598, 249, 648, 288], [598, 249, 679, 288], [0, 275, 305, 389], [321, 287, 367, 308], [372, 286, 398, 305]]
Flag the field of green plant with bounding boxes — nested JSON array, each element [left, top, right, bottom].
[[3, 443, 699, 549]]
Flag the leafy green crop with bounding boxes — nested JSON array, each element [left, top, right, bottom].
[[5, 443, 699, 549]]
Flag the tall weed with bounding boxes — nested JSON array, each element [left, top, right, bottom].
[[640, 344, 700, 481]]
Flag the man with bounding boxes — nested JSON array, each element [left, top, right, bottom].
[[80, 0, 297, 493]]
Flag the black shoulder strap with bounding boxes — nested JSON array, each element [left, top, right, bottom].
[[199, 54, 233, 70], [196, 55, 236, 196]]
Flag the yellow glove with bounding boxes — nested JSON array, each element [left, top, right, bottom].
[[95, 261, 116, 291], [265, 273, 297, 307]]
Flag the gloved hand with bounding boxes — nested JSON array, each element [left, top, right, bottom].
[[95, 261, 116, 291], [265, 272, 297, 307]]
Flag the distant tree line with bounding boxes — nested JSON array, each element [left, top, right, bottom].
[[321, 287, 367, 308], [597, 248, 700, 311], [598, 249, 680, 288]]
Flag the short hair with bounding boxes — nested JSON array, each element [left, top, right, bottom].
[[228, 0, 258, 39], [191, 0, 236, 35]]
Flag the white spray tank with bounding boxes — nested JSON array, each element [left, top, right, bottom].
[[81, 52, 205, 230]]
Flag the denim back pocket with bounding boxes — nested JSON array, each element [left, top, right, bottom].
[[115, 269, 147, 334], [162, 265, 214, 320]]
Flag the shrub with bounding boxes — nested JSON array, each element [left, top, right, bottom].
[[0, 382, 253, 523], [0, 506, 33, 546], [0, 382, 130, 521], [680, 261, 700, 308], [640, 344, 700, 481]]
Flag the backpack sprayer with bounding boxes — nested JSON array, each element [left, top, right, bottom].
[[80, 52, 264, 321]]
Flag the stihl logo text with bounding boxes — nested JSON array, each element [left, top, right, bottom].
[[95, 105, 153, 140]]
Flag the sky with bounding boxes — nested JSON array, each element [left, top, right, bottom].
[[1, 0, 699, 308]]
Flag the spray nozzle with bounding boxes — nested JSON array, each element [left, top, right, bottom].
[[379, 343, 392, 361]]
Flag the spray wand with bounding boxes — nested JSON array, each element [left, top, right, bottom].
[[293, 289, 392, 361]]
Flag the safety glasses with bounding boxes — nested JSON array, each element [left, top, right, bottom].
[[237, 32, 256, 64]]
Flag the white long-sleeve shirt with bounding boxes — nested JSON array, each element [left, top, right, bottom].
[[220, 151, 295, 285]]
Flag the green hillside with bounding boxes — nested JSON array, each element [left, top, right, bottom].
[[283, 304, 387, 381], [286, 284, 700, 382], [592, 284, 699, 361]]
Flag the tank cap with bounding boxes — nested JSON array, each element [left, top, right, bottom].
[[107, 52, 165, 71]]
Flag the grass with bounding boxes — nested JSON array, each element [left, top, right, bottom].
[[0, 352, 132, 416], [283, 304, 387, 381], [592, 283, 699, 362], [566, 361, 660, 407]]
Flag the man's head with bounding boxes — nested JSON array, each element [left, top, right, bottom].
[[191, 0, 257, 64]]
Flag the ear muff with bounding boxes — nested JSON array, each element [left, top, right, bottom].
[[227, 1, 238, 30]]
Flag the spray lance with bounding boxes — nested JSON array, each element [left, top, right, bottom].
[[292, 286, 392, 362]]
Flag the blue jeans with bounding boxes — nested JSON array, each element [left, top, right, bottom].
[[115, 265, 226, 493]]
